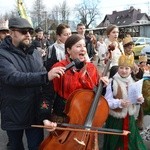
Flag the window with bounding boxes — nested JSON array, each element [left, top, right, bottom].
[[138, 38, 145, 43], [146, 39, 150, 44]]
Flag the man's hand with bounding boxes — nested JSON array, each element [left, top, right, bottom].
[[48, 67, 66, 81]]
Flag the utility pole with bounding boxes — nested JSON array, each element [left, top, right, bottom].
[[37, 0, 42, 26], [43, 11, 47, 32]]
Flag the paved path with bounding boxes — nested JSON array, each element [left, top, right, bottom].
[[143, 115, 150, 150], [0, 120, 50, 150], [0, 119, 28, 150], [0, 126, 8, 150]]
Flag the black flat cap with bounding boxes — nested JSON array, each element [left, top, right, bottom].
[[35, 27, 43, 33], [9, 17, 33, 29]]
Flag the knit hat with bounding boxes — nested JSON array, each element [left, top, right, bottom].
[[123, 37, 134, 47], [9, 17, 33, 29], [139, 55, 147, 62], [118, 55, 134, 67], [0, 20, 9, 31]]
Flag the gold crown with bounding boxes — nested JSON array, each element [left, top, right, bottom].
[[139, 55, 147, 62], [123, 37, 133, 46], [118, 55, 134, 67]]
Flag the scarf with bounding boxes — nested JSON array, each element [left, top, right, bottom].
[[53, 41, 65, 61], [110, 73, 136, 118]]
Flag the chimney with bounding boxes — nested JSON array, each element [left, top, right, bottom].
[[130, 6, 134, 10], [113, 11, 117, 14], [138, 9, 141, 13]]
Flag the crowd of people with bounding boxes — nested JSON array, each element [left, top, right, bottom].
[[0, 17, 149, 150]]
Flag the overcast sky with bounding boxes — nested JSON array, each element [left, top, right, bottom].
[[0, 0, 150, 22]]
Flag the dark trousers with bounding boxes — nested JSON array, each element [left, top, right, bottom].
[[7, 128, 44, 150]]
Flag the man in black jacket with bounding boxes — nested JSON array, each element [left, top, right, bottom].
[[32, 27, 50, 65], [0, 17, 65, 150], [76, 23, 95, 59]]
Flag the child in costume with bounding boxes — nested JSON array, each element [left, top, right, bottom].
[[103, 54, 147, 150], [138, 55, 150, 116], [139, 55, 150, 134], [138, 54, 150, 119], [139, 55, 150, 77]]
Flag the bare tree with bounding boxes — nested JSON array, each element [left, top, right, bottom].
[[49, 0, 70, 24], [50, 6, 60, 24], [75, 0, 101, 28], [31, 0, 46, 27], [0, 10, 19, 21], [59, 0, 70, 24]]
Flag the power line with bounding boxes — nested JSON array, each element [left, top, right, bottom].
[[99, 1, 150, 9]]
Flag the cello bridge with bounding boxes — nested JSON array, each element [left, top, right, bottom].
[[74, 138, 86, 146]]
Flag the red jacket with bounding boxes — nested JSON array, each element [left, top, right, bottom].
[[52, 59, 99, 100]]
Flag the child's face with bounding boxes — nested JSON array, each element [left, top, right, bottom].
[[140, 61, 147, 67], [99, 38, 103, 43], [124, 45, 134, 55], [118, 66, 132, 78]]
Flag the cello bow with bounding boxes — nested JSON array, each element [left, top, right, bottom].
[[31, 124, 130, 136]]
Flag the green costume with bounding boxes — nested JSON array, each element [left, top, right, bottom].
[[103, 115, 147, 150]]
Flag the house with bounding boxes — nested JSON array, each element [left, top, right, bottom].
[[94, 6, 150, 37], [97, 6, 150, 27]]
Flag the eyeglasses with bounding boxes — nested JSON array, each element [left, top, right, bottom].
[[12, 29, 34, 35]]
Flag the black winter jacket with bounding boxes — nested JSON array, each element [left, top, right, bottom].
[[0, 37, 48, 130]]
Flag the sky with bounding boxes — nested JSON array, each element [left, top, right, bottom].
[[0, 0, 150, 23]]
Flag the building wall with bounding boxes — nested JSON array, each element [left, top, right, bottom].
[[140, 26, 150, 38]]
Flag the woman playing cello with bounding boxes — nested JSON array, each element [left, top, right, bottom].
[[41, 34, 109, 149]]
